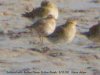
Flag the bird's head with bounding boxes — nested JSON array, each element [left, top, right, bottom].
[[41, 0, 55, 8], [66, 19, 77, 26]]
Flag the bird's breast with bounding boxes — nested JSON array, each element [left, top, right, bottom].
[[64, 26, 76, 42], [44, 22, 56, 35], [48, 8, 58, 19]]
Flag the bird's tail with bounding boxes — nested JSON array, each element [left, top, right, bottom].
[[22, 8, 35, 18]]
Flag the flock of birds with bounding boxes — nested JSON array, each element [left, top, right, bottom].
[[21, 0, 100, 47]]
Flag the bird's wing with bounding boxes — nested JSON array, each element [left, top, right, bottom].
[[22, 7, 41, 18], [38, 7, 50, 17], [48, 25, 64, 38], [47, 25, 65, 43], [89, 25, 99, 34], [32, 19, 46, 28]]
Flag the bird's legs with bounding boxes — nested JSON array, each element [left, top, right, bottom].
[[37, 31, 44, 47]]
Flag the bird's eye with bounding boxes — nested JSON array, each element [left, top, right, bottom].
[[69, 22, 73, 24]]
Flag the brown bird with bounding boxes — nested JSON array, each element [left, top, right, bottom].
[[87, 22, 100, 43], [27, 15, 56, 45], [47, 19, 77, 44], [22, 0, 58, 20]]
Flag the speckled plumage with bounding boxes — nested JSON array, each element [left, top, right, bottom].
[[22, 1, 58, 20], [26, 15, 56, 45], [31, 15, 56, 36], [47, 19, 77, 43], [87, 22, 100, 43]]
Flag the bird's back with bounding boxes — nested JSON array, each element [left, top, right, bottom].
[[89, 24, 100, 35]]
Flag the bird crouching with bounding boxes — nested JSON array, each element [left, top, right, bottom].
[[22, 0, 59, 20], [86, 22, 100, 43], [47, 19, 77, 44]]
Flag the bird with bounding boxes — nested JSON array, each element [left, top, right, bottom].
[[26, 15, 56, 45], [47, 19, 77, 44], [86, 22, 100, 43], [22, 0, 58, 20]]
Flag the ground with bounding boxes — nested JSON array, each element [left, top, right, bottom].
[[0, 0, 100, 75]]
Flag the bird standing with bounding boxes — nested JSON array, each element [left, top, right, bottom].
[[27, 15, 56, 46], [22, 0, 58, 20], [86, 22, 100, 43], [47, 19, 77, 44]]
